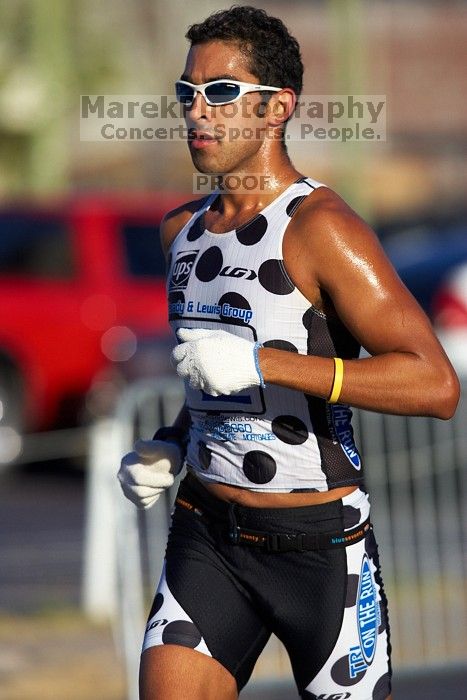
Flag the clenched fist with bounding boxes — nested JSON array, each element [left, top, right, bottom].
[[171, 328, 265, 396], [117, 439, 184, 509]]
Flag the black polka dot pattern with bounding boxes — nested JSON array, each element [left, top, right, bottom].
[[162, 619, 202, 648], [343, 505, 362, 529], [258, 259, 294, 295], [168, 291, 185, 320], [286, 195, 306, 217], [186, 215, 204, 241], [146, 592, 164, 622], [263, 339, 299, 353], [165, 178, 368, 497], [243, 451, 277, 484], [271, 415, 308, 445], [236, 214, 268, 245], [331, 654, 366, 686], [345, 574, 359, 607], [372, 672, 391, 699], [195, 246, 223, 282], [218, 292, 251, 326], [198, 441, 212, 470]]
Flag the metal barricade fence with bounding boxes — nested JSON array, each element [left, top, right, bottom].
[[83, 377, 467, 700]]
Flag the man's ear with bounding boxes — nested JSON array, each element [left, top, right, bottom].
[[265, 88, 297, 126]]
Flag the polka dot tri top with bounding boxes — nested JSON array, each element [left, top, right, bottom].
[[166, 176, 364, 492]]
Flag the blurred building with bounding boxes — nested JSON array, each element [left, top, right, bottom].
[[0, 0, 465, 221]]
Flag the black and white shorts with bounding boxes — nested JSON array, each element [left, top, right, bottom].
[[142, 473, 392, 699]]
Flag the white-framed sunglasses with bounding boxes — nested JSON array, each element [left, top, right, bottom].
[[175, 79, 282, 107]]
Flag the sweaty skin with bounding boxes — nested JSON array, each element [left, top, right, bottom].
[[139, 35, 459, 700], [159, 41, 459, 510]]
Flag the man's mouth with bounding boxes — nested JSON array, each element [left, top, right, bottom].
[[189, 129, 219, 149]]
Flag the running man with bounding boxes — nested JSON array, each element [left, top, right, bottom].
[[118, 6, 459, 700]]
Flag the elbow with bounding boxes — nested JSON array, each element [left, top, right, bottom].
[[429, 368, 461, 420]]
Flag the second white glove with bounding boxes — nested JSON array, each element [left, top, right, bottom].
[[117, 439, 183, 510], [171, 327, 265, 396]]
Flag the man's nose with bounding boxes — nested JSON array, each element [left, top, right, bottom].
[[187, 91, 210, 120]]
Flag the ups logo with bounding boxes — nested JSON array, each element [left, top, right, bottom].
[[169, 250, 199, 290]]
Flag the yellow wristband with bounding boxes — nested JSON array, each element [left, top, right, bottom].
[[328, 357, 344, 404]]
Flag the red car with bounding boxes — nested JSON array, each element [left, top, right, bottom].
[[0, 192, 184, 463], [433, 262, 467, 376]]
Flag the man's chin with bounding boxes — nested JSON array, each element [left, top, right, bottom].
[[189, 152, 222, 175]]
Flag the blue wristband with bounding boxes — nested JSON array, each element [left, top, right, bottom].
[[253, 342, 266, 389]]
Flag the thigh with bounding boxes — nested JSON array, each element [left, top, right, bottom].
[[140, 645, 238, 700], [142, 505, 271, 693], [279, 493, 391, 699]]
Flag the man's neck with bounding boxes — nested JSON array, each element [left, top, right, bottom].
[[212, 162, 302, 217]]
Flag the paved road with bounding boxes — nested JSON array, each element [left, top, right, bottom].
[[1, 462, 466, 699], [0, 460, 84, 612]]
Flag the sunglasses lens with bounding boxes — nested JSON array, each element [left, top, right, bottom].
[[175, 83, 195, 105], [205, 82, 241, 104]]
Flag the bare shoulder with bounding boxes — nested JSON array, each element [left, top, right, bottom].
[[287, 185, 388, 283], [160, 196, 210, 255], [290, 185, 378, 248]]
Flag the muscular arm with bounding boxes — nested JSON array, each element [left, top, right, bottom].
[[259, 191, 460, 419]]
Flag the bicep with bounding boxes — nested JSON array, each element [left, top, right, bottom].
[[314, 214, 438, 358]]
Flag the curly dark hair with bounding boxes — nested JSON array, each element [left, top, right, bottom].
[[186, 5, 303, 96]]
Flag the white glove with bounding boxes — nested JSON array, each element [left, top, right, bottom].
[[117, 439, 183, 509], [171, 327, 265, 396]]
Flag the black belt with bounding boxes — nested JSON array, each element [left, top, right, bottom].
[[227, 518, 371, 552], [175, 496, 371, 553]]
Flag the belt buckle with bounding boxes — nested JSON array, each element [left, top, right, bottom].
[[267, 532, 307, 552], [229, 524, 241, 545]]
